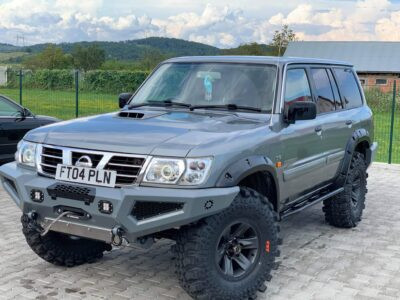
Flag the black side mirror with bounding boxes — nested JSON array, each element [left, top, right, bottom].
[[23, 108, 32, 117], [118, 93, 133, 109], [285, 101, 317, 124]]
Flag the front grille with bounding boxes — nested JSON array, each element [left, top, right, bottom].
[[104, 156, 145, 185], [72, 152, 103, 168], [41, 147, 63, 175], [47, 183, 95, 204], [38, 145, 147, 187], [132, 201, 184, 220]]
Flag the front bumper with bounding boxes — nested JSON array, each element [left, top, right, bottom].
[[0, 162, 239, 243]]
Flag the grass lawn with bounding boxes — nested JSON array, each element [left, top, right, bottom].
[[0, 87, 399, 164], [0, 52, 28, 62], [0, 88, 118, 120]]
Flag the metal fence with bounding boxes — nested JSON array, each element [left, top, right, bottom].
[[0, 74, 399, 164]]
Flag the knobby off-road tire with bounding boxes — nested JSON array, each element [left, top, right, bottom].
[[323, 152, 368, 228], [175, 187, 280, 300], [21, 215, 112, 267]]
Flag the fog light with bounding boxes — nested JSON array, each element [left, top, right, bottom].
[[30, 190, 44, 203], [98, 200, 113, 214]]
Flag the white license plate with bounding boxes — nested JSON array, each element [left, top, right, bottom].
[[55, 165, 117, 188]]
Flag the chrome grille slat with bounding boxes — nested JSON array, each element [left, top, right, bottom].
[[38, 145, 148, 187]]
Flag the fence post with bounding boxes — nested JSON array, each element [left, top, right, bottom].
[[75, 70, 79, 118], [19, 69, 23, 105], [388, 80, 396, 164]]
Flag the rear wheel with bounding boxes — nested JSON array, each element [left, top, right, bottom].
[[21, 214, 111, 267], [323, 152, 367, 228], [175, 187, 280, 300]]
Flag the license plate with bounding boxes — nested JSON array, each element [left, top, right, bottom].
[[55, 165, 117, 188]]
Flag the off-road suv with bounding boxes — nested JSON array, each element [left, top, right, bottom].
[[0, 56, 377, 299]]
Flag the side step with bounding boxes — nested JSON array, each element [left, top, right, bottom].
[[280, 187, 344, 219]]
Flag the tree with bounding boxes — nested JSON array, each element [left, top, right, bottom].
[[138, 48, 166, 71], [271, 25, 298, 56], [23, 45, 73, 70], [221, 43, 268, 56], [72, 45, 106, 71]]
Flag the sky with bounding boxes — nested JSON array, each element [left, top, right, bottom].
[[1, 0, 400, 48]]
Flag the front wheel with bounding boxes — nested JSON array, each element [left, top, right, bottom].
[[175, 187, 280, 300], [21, 215, 112, 267]]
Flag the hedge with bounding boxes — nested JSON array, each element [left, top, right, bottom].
[[6, 69, 150, 93]]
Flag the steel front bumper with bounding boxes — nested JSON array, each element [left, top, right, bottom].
[[0, 162, 239, 243]]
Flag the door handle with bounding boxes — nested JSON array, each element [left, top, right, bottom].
[[345, 120, 353, 126], [315, 126, 322, 132]]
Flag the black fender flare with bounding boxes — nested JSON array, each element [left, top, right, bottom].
[[215, 155, 280, 201], [335, 128, 371, 186]]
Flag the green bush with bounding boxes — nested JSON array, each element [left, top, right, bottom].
[[6, 69, 150, 93], [83, 70, 149, 93]]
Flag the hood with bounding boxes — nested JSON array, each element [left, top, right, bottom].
[[25, 109, 268, 156]]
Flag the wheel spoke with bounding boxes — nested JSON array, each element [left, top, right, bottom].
[[223, 256, 234, 275], [237, 236, 259, 249], [216, 246, 225, 263], [232, 223, 250, 237], [232, 253, 251, 271]]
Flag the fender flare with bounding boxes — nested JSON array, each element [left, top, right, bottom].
[[215, 155, 280, 202], [335, 128, 371, 186]]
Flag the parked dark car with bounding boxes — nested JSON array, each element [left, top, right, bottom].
[[0, 95, 58, 164]]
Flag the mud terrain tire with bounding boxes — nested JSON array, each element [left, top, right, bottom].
[[175, 187, 280, 300]]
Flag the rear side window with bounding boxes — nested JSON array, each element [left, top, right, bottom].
[[284, 69, 312, 105], [334, 68, 363, 109], [310, 68, 335, 113]]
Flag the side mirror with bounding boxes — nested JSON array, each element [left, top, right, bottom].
[[23, 108, 32, 117], [285, 101, 317, 124], [118, 93, 133, 109]]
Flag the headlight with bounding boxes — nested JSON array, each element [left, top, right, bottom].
[[143, 157, 213, 185], [144, 158, 185, 184], [180, 157, 212, 185], [16, 140, 37, 167]]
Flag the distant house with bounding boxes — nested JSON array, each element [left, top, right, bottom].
[[0, 66, 7, 86], [284, 41, 400, 92]]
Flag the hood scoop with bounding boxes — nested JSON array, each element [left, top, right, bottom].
[[117, 110, 167, 120], [118, 111, 145, 119]]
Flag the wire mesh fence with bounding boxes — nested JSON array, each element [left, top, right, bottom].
[[0, 71, 399, 164]]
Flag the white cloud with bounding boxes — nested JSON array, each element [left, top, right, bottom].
[[1, 0, 400, 47]]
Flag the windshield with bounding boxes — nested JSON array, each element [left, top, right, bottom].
[[130, 62, 277, 112]]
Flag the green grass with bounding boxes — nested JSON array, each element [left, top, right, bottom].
[[0, 87, 398, 164], [0, 88, 118, 119], [373, 112, 400, 164]]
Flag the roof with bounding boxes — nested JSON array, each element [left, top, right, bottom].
[[284, 41, 400, 73], [165, 56, 351, 66]]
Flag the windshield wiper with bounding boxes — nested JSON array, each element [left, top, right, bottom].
[[189, 104, 262, 112], [128, 99, 191, 109]]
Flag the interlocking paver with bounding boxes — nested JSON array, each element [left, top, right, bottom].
[[0, 163, 399, 299]]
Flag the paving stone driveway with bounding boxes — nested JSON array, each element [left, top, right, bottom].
[[0, 163, 399, 300]]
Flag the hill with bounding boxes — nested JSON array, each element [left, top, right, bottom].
[[16, 37, 220, 60], [0, 43, 20, 52]]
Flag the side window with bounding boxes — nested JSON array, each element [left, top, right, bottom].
[[284, 69, 312, 105], [327, 69, 343, 110], [310, 68, 335, 113], [334, 68, 363, 109], [0, 96, 21, 117]]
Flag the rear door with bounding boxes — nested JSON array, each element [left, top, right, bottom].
[[309, 67, 348, 180]]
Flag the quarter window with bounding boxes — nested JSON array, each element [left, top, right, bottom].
[[333, 68, 363, 109], [284, 69, 312, 105], [311, 68, 335, 113]]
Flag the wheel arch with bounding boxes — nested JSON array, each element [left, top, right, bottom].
[[336, 128, 371, 187], [216, 156, 280, 212]]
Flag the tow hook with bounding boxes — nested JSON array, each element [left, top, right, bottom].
[[111, 226, 124, 246]]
